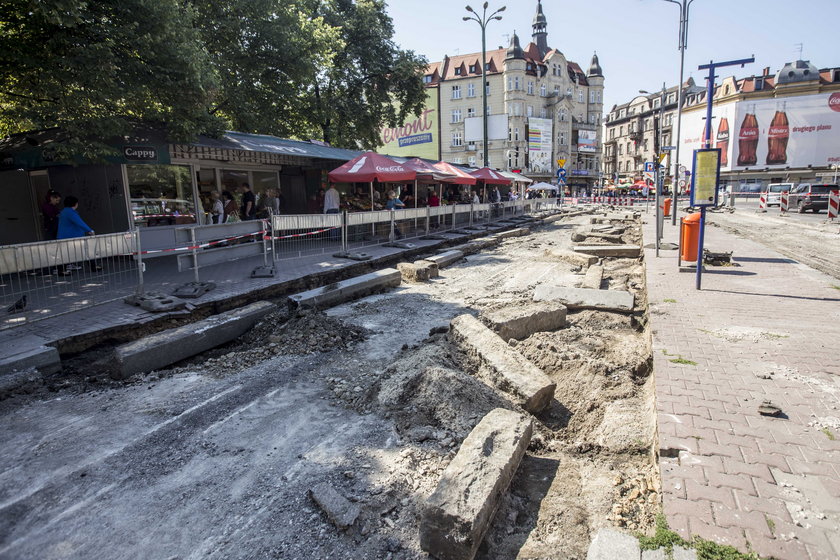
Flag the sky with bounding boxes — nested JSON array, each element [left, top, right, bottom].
[[385, 0, 836, 112]]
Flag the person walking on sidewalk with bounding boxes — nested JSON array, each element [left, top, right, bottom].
[[57, 196, 97, 274]]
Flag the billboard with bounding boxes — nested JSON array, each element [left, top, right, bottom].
[[578, 129, 598, 153], [465, 114, 509, 142], [678, 93, 840, 171], [528, 117, 553, 174], [378, 89, 439, 160]]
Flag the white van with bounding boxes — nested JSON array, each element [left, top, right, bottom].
[[766, 183, 793, 206]]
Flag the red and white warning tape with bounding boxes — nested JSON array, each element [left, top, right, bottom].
[[135, 230, 267, 255], [268, 226, 339, 240]]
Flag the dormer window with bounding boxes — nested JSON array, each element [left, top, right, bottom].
[[455, 67, 462, 76], [469, 64, 477, 73], [423, 75, 433, 84], [755, 77, 764, 89]]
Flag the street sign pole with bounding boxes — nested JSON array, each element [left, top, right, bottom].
[[694, 55, 754, 289]]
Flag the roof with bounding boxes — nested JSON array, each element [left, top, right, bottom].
[[196, 132, 362, 161]]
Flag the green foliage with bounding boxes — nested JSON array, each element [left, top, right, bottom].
[[637, 514, 688, 551], [822, 427, 836, 441], [669, 358, 698, 366], [0, 0, 427, 156], [663, 298, 677, 303], [638, 514, 765, 560]]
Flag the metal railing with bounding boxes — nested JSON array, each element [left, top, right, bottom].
[[0, 199, 547, 330], [1, 232, 139, 330]]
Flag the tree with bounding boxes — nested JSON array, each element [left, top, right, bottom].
[[0, 0, 221, 159], [306, 0, 428, 149]]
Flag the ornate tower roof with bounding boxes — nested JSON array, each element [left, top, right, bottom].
[[587, 52, 603, 77], [532, 1, 548, 58], [506, 31, 524, 60]]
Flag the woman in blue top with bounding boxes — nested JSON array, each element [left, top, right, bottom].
[[57, 196, 94, 239]]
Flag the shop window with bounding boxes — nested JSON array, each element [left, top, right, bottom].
[[128, 164, 196, 227]]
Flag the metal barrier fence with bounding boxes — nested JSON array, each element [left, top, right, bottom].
[[1, 232, 139, 330], [1, 199, 547, 330]]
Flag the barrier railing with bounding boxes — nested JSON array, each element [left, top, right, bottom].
[[1, 232, 139, 330]]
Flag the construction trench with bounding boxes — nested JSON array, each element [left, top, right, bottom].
[[0, 208, 661, 560]]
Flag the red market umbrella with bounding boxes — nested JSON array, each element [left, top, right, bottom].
[[432, 161, 477, 185], [404, 158, 458, 183], [469, 167, 512, 185], [328, 151, 416, 183]]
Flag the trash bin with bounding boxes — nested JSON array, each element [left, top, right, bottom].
[[663, 197, 673, 218], [680, 213, 701, 262]]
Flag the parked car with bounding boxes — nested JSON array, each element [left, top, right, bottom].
[[789, 183, 837, 213], [765, 182, 793, 207]]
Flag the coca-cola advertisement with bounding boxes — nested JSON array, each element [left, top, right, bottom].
[[678, 93, 840, 171]]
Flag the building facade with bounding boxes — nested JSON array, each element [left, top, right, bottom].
[[604, 60, 840, 190], [423, 1, 604, 190]]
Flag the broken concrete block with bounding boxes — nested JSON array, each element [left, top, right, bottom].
[[111, 301, 275, 379], [533, 285, 634, 313], [480, 302, 567, 341], [289, 269, 401, 309], [573, 245, 641, 258], [398, 262, 431, 283], [581, 265, 604, 290], [544, 249, 598, 268], [0, 339, 60, 375], [415, 260, 439, 278], [449, 315, 556, 414], [420, 408, 533, 560], [309, 483, 361, 530], [493, 227, 530, 239], [426, 250, 464, 269], [586, 528, 641, 560]]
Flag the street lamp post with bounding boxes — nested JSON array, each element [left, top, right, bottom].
[[662, 0, 695, 225], [464, 2, 505, 168], [640, 85, 667, 256]]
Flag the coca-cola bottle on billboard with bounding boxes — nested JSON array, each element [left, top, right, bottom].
[[766, 101, 789, 165], [737, 104, 759, 166], [716, 117, 729, 166]]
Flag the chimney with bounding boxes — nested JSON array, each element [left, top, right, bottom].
[[763, 66, 770, 76]]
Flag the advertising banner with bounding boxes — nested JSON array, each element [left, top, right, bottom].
[[378, 89, 439, 160], [578, 129, 598, 153], [678, 93, 840, 170], [527, 117, 553, 174], [465, 114, 510, 142]]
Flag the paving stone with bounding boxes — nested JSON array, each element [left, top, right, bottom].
[[533, 285, 634, 313], [309, 483, 361, 530], [580, 264, 604, 289], [449, 314, 556, 414], [427, 250, 464, 268], [586, 528, 640, 560], [479, 301, 567, 341], [288, 269, 402, 309], [573, 244, 641, 258], [420, 408, 533, 560], [544, 248, 598, 268]]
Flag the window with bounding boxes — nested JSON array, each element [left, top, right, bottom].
[[484, 62, 490, 71], [578, 89, 584, 102], [527, 105, 533, 117], [588, 113, 596, 124], [452, 85, 461, 99], [513, 103, 521, 116], [514, 76, 521, 90], [653, 98, 660, 108], [618, 144, 623, 155], [619, 126, 624, 136], [453, 158, 463, 164], [423, 75, 433, 84], [668, 93, 675, 104], [451, 109, 462, 123], [455, 67, 462, 75], [452, 131, 463, 147], [468, 155, 476, 167], [609, 128, 615, 139], [554, 85, 560, 95], [566, 87, 572, 97], [485, 81, 490, 96], [467, 82, 476, 97], [514, 127, 520, 141], [128, 164, 196, 227], [597, 91, 602, 103], [527, 81, 534, 95], [559, 131, 566, 145], [540, 107, 547, 118], [619, 109, 626, 118], [507, 77, 513, 91], [590, 91, 595, 103], [467, 107, 476, 118], [469, 64, 477, 73], [618, 161, 623, 172], [540, 84, 546, 97], [559, 108, 567, 121]]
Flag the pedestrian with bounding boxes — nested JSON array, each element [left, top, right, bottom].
[[210, 191, 224, 224], [324, 184, 341, 214], [257, 188, 280, 218], [40, 190, 62, 240], [57, 195, 97, 274], [385, 190, 405, 239], [239, 182, 256, 220], [222, 190, 239, 222]]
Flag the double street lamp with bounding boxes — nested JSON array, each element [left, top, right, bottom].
[[464, 2, 505, 168]]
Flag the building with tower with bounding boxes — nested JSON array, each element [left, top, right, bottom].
[[417, 1, 605, 191]]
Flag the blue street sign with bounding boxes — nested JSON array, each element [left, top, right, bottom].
[[557, 168, 567, 178], [644, 162, 655, 173]]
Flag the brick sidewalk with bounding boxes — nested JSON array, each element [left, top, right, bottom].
[[645, 213, 840, 559]]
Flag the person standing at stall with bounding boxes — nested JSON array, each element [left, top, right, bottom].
[[239, 182, 256, 220], [40, 190, 62, 240]]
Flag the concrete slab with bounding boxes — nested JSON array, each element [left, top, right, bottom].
[[533, 285, 634, 313], [586, 528, 641, 560], [414, 260, 440, 278], [111, 301, 275, 379], [641, 548, 667, 560], [0, 336, 60, 375], [420, 408, 533, 560], [449, 314, 556, 414], [581, 265, 604, 290], [672, 546, 698, 560], [398, 262, 433, 283], [427, 250, 464, 269], [544, 249, 598, 268], [573, 245, 642, 258], [493, 227, 530, 239], [480, 302, 567, 341], [309, 483, 361, 530], [288, 269, 402, 309]]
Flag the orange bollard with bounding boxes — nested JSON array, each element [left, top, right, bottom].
[[680, 213, 701, 262], [663, 197, 673, 218]]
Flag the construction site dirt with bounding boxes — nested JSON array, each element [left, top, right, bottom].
[[0, 210, 660, 560]]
